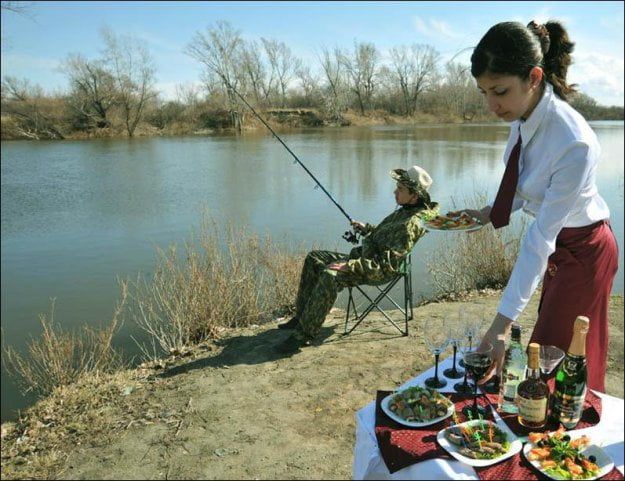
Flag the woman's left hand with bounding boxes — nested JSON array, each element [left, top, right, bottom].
[[476, 312, 514, 385], [328, 262, 347, 271]]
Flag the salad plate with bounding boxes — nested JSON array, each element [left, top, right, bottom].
[[437, 419, 523, 467], [381, 386, 454, 428], [523, 429, 614, 480]]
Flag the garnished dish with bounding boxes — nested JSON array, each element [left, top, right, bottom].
[[523, 427, 614, 480], [381, 386, 454, 427], [437, 419, 523, 467], [424, 212, 483, 232]]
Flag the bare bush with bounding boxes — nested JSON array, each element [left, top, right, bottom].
[[1, 283, 127, 396], [426, 194, 526, 297], [127, 218, 305, 360]]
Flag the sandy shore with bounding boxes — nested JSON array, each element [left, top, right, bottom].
[[1, 291, 623, 480]]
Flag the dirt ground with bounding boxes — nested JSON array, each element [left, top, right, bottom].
[[3, 292, 624, 480]]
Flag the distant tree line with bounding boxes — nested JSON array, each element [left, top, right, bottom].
[[1, 21, 622, 140]]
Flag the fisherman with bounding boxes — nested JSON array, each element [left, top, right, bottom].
[[276, 165, 439, 354]]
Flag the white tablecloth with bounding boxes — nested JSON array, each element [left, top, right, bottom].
[[353, 356, 625, 480]]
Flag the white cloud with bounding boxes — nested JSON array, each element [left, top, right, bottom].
[[413, 17, 459, 40], [569, 51, 624, 106]]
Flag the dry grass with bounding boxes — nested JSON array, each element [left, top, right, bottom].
[[1, 284, 128, 397], [126, 217, 305, 361], [426, 194, 526, 297]]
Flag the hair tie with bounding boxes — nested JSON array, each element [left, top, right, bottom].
[[527, 21, 551, 55]]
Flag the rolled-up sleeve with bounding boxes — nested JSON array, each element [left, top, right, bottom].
[[498, 142, 593, 320]]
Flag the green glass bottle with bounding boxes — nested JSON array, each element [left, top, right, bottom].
[[549, 316, 589, 429]]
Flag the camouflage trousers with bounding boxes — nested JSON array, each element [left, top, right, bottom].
[[293, 250, 351, 341]]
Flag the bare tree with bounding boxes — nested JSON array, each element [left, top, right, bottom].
[[319, 46, 348, 123], [261, 38, 299, 108], [61, 53, 117, 129], [295, 64, 321, 107], [101, 28, 158, 137], [1, 76, 64, 139], [185, 21, 245, 130], [175, 82, 202, 107], [240, 40, 269, 104], [389, 44, 440, 116], [341, 41, 379, 115]]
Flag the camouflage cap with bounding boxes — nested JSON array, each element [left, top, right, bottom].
[[390, 165, 433, 195]]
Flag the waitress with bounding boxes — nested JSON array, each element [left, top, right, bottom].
[[455, 20, 619, 391]]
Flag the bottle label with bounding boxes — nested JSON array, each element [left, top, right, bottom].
[[552, 392, 586, 425], [517, 396, 547, 422]]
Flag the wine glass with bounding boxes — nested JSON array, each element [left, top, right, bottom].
[[540, 345, 565, 380], [423, 317, 449, 389], [443, 322, 465, 379], [458, 310, 485, 369], [453, 330, 474, 394], [462, 342, 494, 419]]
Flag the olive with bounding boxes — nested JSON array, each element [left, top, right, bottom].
[[537, 440, 545, 447], [589, 455, 597, 463], [562, 434, 571, 442]]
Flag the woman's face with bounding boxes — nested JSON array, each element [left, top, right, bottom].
[[475, 68, 543, 122], [394, 183, 419, 205]]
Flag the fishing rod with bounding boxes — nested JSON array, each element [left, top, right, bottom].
[[227, 84, 360, 244]]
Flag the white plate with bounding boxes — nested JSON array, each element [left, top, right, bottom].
[[523, 432, 614, 480], [423, 218, 483, 233], [380, 391, 455, 428], [437, 419, 523, 467]]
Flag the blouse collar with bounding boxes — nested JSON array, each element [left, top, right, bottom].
[[516, 83, 553, 146]]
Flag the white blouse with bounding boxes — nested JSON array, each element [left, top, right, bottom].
[[495, 83, 611, 321]]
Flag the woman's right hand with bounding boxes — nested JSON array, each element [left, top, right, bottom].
[[447, 206, 492, 226]]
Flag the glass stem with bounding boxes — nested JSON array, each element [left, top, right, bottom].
[[472, 377, 479, 411], [434, 352, 440, 380], [462, 367, 468, 387], [452, 345, 457, 371]]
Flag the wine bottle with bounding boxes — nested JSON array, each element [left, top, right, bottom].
[[498, 323, 527, 414], [550, 316, 589, 429], [517, 343, 549, 428]]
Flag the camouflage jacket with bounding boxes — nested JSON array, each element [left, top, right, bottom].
[[335, 202, 439, 286]]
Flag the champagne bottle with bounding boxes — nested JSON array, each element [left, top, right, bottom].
[[517, 343, 549, 428], [550, 316, 589, 429], [498, 323, 527, 414]]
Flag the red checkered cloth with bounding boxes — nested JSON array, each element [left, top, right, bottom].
[[484, 379, 602, 437], [474, 451, 624, 480], [374, 390, 496, 474]]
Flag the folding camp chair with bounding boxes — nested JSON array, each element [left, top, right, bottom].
[[343, 253, 413, 336]]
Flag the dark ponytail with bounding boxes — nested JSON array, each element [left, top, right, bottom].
[[542, 21, 577, 100], [471, 20, 577, 101]]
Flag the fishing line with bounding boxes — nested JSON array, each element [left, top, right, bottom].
[[226, 84, 360, 244]]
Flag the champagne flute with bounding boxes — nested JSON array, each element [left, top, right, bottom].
[[423, 317, 449, 389], [462, 342, 494, 418]]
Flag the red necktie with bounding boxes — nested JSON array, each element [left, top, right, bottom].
[[490, 132, 522, 229]]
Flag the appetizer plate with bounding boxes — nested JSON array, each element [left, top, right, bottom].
[[381, 391, 455, 428], [437, 419, 523, 467], [523, 432, 614, 480], [423, 214, 483, 232]]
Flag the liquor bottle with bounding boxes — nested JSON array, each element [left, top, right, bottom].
[[550, 316, 589, 429], [517, 343, 549, 428], [498, 323, 527, 414]]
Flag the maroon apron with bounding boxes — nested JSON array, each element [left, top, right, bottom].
[[529, 220, 619, 392]]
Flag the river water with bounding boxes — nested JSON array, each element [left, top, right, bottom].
[[2, 122, 623, 420]]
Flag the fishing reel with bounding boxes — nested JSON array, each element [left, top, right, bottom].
[[342, 229, 360, 245]]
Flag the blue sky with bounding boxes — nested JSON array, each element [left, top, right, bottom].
[[1, 1, 623, 106]]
